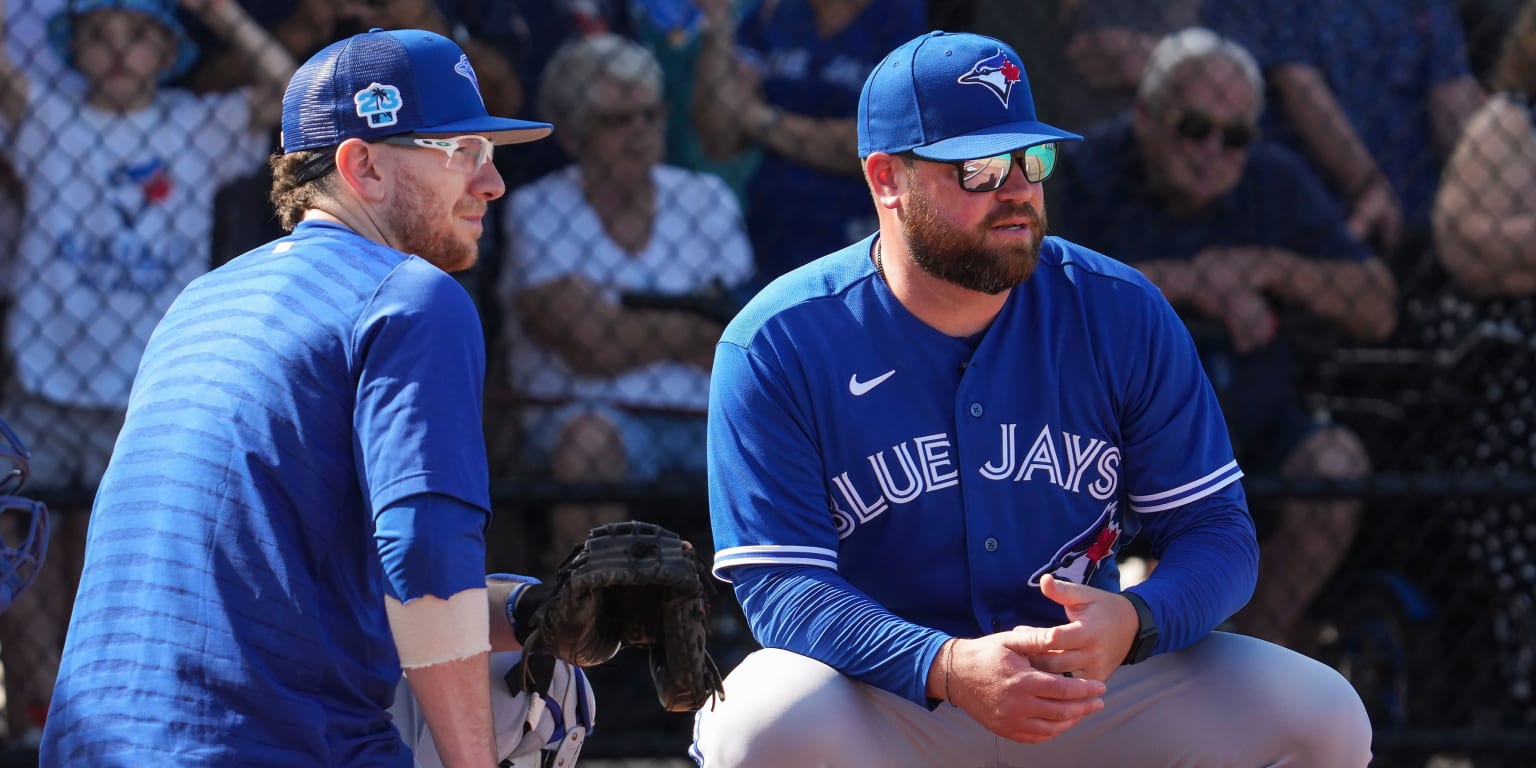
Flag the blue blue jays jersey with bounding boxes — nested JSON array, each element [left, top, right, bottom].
[[42, 221, 490, 766], [708, 234, 1257, 701]]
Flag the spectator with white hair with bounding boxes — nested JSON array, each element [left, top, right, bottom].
[[497, 33, 752, 563], [1053, 27, 1398, 652]]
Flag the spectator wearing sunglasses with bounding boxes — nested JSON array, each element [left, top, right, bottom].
[[497, 33, 752, 565], [1052, 28, 1398, 654], [693, 29, 1369, 767], [1203, 0, 1485, 265]]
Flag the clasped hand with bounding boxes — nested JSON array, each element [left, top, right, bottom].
[[945, 575, 1140, 743]]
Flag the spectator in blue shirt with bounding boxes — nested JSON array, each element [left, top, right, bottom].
[[1203, 0, 1485, 261], [1052, 28, 1398, 652], [689, 0, 925, 290]]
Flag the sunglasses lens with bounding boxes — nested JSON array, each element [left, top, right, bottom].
[[1022, 143, 1056, 182], [960, 154, 1011, 192], [1174, 110, 1256, 150], [1175, 111, 1214, 142], [1221, 124, 1255, 149]]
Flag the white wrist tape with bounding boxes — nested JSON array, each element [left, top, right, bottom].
[[385, 588, 491, 669]]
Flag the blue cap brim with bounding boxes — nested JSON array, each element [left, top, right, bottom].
[[910, 121, 1083, 161], [416, 116, 553, 145]]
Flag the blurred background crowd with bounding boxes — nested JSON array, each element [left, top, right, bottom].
[[1, 0, 1534, 766]]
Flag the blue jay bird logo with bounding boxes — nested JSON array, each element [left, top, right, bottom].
[[354, 82, 404, 128], [1031, 502, 1122, 586], [107, 157, 171, 226], [957, 48, 1023, 107], [453, 54, 484, 107]]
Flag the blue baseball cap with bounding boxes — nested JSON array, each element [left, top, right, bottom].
[[281, 28, 552, 153], [858, 31, 1081, 161], [48, 0, 198, 82]]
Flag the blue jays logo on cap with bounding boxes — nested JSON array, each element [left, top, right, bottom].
[[858, 31, 1081, 162], [281, 28, 551, 153], [453, 54, 483, 106], [355, 83, 403, 128], [957, 48, 1022, 107]]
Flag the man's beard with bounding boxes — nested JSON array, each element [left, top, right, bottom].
[[903, 182, 1046, 295], [385, 166, 479, 273]]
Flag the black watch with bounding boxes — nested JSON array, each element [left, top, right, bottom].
[[1121, 591, 1158, 665]]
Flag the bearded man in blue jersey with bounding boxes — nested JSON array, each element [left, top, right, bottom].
[[691, 30, 1372, 767]]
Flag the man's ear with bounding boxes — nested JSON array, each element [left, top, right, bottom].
[[334, 139, 390, 203], [865, 152, 906, 210]]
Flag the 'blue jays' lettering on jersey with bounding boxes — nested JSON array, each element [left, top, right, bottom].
[[708, 234, 1246, 636]]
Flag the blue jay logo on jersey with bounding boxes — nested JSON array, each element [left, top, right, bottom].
[[957, 48, 1022, 107], [354, 83, 403, 128], [1032, 501, 1122, 586], [453, 54, 484, 107]]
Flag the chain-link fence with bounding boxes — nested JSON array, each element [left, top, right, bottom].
[[2, 0, 1535, 765]]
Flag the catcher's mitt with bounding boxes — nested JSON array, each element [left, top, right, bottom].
[[515, 521, 726, 712]]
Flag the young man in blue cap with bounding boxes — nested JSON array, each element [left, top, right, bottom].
[[0, 0, 292, 747], [42, 28, 562, 767], [692, 30, 1372, 766]]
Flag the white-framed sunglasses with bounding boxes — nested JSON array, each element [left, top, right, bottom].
[[378, 134, 496, 173]]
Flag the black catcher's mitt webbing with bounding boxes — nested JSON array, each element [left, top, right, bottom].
[[516, 521, 726, 712]]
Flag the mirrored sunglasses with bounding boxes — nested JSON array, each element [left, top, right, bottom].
[[947, 143, 1058, 192], [1170, 110, 1257, 150], [379, 134, 496, 173]]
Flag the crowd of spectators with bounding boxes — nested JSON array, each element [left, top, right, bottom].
[[2, 0, 1535, 752]]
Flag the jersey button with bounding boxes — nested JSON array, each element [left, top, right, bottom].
[[969, 402, 984, 417], [991, 618, 1002, 631], [984, 537, 999, 552]]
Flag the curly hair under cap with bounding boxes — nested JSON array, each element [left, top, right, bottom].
[[268, 150, 337, 232]]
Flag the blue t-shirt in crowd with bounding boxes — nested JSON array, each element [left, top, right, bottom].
[[735, 0, 924, 285], [1202, 0, 1474, 231]]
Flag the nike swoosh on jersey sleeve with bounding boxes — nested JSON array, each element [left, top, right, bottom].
[[711, 545, 838, 582], [1127, 460, 1245, 514]]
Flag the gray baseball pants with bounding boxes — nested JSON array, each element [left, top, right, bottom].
[[690, 632, 1371, 767]]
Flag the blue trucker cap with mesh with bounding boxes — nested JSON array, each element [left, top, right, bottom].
[[281, 28, 551, 153]]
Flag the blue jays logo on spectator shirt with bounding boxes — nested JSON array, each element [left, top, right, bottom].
[[956, 48, 1022, 107], [60, 157, 190, 293], [355, 83, 403, 128], [453, 54, 483, 106], [1032, 501, 1123, 586], [108, 158, 172, 226]]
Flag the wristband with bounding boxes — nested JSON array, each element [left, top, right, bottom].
[[487, 573, 542, 641]]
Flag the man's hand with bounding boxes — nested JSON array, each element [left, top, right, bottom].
[[1347, 176, 1403, 255], [1188, 247, 1281, 353], [1024, 575, 1141, 682], [945, 629, 1106, 744]]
